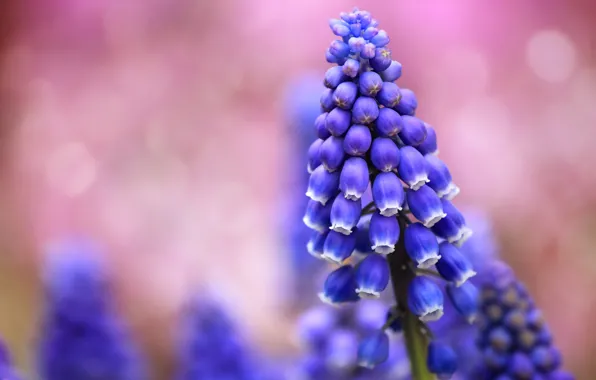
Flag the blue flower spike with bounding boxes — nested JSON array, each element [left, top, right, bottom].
[[473, 261, 575, 379], [294, 300, 412, 379], [301, 7, 475, 378], [176, 296, 275, 380], [37, 238, 146, 380]]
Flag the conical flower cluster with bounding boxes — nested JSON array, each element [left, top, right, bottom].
[[37, 239, 146, 380], [175, 296, 277, 380], [303, 7, 477, 376], [472, 262, 574, 379]]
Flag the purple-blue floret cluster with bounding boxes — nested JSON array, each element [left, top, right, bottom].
[[303, 7, 477, 377], [37, 239, 146, 380]]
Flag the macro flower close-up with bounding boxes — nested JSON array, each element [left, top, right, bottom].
[[0, 1, 594, 379]]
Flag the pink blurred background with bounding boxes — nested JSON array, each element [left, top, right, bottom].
[[0, 0, 595, 378]]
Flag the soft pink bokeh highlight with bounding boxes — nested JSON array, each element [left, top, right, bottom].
[[1, 0, 595, 376]]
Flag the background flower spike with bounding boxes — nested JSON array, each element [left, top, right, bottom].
[[37, 238, 146, 380]]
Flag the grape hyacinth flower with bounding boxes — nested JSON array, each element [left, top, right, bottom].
[[37, 239, 146, 380], [293, 301, 411, 380], [302, 7, 475, 379], [0, 340, 22, 380], [176, 296, 275, 380], [472, 261, 575, 379], [430, 213, 574, 379], [429, 211, 500, 377]]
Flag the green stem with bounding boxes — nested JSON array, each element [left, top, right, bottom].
[[403, 310, 433, 380], [387, 215, 434, 380]]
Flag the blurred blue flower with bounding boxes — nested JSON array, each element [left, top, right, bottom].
[[431, 214, 574, 379], [473, 261, 575, 379], [175, 296, 277, 380], [430, 212, 498, 376], [282, 73, 328, 304], [0, 340, 21, 380], [293, 301, 411, 380], [37, 238, 146, 380]]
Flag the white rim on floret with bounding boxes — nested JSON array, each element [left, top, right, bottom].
[[416, 253, 442, 269], [306, 241, 324, 258], [302, 215, 328, 233], [408, 175, 430, 191], [422, 212, 447, 228], [355, 287, 381, 299], [419, 306, 444, 322], [372, 243, 395, 255], [305, 190, 331, 206], [454, 269, 477, 287], [379, 204, 402, 217]]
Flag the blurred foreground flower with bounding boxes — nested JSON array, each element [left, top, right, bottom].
[[175, 295, 278, 380], [302, 7, 475, 378], [283, 73, 326, 304], [472, 261, 574, 379], [37, 239, 146, 380], [429, 211, 497, 375], [0, 340, 21, 379], [293, 300, 410, 380], [430, 212, 574, 379]]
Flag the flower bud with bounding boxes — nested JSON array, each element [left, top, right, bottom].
[[380, 61, 402, 82], [333, 82, 358, 110], [436, 242, 476, 286], [372, 172, 405, 217], [320, 136, 346, 172], [359, 72, 383, 97], [303, 199, 333, 232], [324, 66, 348, 89], [399, 115, 427, 147], [426, 154, 459, 199], [307, 138, 323, 173], [446, 282, 479, 323], [330, 195, 362, 235], [370, 47, 392, 71], [407, 276, 444, 321], [369, 211, 399, 254], [323, 229, 357, 264], [404, 222, 441, 268], [325, 108, 351, 136], [371, 138, 400, 172], [354, 253, 389, 298], [394, 88, 417, 116], [375, 108, 404, 137], [319, 265, 359, 305], [398, 146, 429, 190], [357, 331, 389, 369], [343, 125, 372, 156], [306, 165, 340, 205], [406, 185, 446, 227], [339, 157, 369, 201], [427, 342, 457, 380]]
